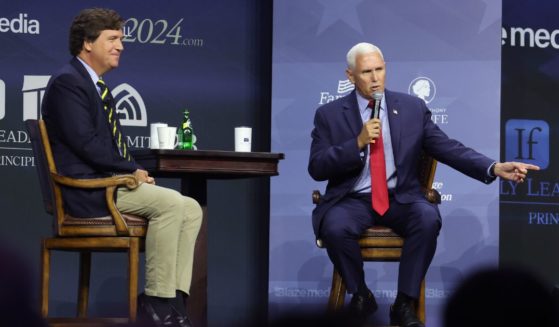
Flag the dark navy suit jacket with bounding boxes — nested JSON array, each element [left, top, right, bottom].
[[41, 58, 139, 218], [308, 89, 495, 237]]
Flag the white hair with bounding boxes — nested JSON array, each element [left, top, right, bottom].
[[346, 42, 384, 69]]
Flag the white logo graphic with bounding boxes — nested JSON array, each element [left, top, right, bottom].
[[0, 80, 5, 120], [0, 13, 40, 34], [123, 17, 204, 48], [112, 83, 147, 127], [22, 75, 50, 121], [337, 79, 354, 93], [503, 26, 559, 49], [408, 77, 436, 104], [319, 79, 354, 105]]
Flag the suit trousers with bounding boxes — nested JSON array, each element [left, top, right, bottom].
[[320, 193, 441, 298], [116, 183, 202, 298]]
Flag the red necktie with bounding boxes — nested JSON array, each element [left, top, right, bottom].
[[368, 100, 389, 215]]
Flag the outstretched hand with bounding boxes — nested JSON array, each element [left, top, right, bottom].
[[494, 162, 539, 183]]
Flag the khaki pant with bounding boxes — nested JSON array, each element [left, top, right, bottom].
[[117, 183, 202, 298]]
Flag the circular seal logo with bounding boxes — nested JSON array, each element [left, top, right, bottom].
[[408, 77, 436, 104]]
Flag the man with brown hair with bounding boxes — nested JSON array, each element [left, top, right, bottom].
[[41, 8, 201, 326]]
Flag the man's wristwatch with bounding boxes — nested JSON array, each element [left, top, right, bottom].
[[489, 162, 497, 178]]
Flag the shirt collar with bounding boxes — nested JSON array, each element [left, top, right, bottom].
[[76, 56, 101, 90], [355, 91, 386, 115]]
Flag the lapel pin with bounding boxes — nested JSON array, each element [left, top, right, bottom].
[[393, 109, 398, 115]]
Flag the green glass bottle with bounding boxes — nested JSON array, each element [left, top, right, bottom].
[[177, 109, 193, 150]]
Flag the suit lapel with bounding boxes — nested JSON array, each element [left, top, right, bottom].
[[385, 90, 402, 164], [70, 57, 94, 83], [70, 57, 114, 142], [342, 91, 363, 137], [70, 58, 106, 109]]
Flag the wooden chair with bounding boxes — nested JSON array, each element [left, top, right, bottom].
[[313, 154, 440, 324], [26, 119, 148, 326]]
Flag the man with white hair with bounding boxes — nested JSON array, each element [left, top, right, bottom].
[[308, 42, 538, 326]]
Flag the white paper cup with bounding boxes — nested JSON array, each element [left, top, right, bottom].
[[150, 123, 167, 149], [157, 126, 177, 150], [235, 126, 252, 152]]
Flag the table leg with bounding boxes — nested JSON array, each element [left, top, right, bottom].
[[181, 177, 207, 327]]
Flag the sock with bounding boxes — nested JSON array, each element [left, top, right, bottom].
[[357, 284, 370, 296], [356, 274, 370, 296], [145, 295, 172, 318], [171, 290, 188, 316], [394, 291, 415, 307]]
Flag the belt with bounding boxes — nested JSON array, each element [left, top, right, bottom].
[[348, 190, 395, 199]]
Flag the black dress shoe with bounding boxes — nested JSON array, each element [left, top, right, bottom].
[[389, 300, 424, 327], [349, 290, 378, 320], [137, 293, 175, 327], [170, 305, 193, 327]]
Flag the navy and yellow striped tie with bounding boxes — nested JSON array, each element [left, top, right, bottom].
[[96, 79, 131, 161]]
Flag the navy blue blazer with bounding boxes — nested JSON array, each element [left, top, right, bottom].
[[41, 58, 139, 218], [308, 89, 495, 237]]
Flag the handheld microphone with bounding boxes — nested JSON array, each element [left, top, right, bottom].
[[371, 92, 383, 119]]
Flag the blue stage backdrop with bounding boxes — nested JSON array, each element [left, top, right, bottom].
[[501, 2, 559, 288], [270, 1, 502, 326], [0, 1, 273, 324]]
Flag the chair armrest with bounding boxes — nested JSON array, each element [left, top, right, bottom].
[[51, 173, 139, 190], [312, 190, 322, 204], [50, 173, 139, 236], [423, 188, 441, 204]]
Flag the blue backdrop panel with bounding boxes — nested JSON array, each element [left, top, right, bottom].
[[270, 1, 501, 326], [501, 2, 559, 288]]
